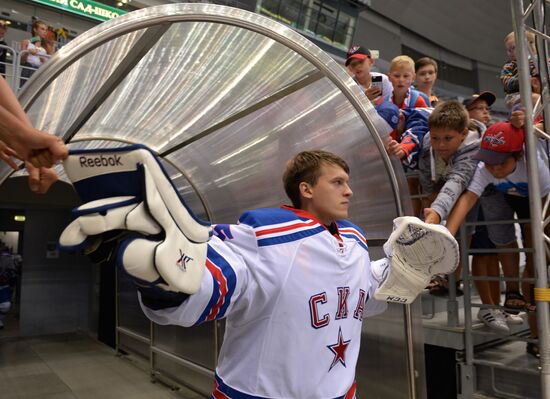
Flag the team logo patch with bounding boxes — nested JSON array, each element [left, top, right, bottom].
[[349, 45, 360, 55], [176, 249, 193, 271], [327, 327, 351, 371], [334, 240, 347, 256], [483, 132, 506, 147]]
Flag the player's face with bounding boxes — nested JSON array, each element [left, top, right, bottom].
[[389, 67, 415, 96], [416, 65, 437, 90], [429, 128, 466, 162], [468, 100, 491, 125], [305, 163, 353, 225], [484, 156, 518, 179]]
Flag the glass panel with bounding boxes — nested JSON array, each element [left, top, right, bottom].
[[117, 268, 150, 338], [119, 333, 150, 361], [154, 323, 216, 370], [69, 22, 316, 152], [25, 30, 145, 136], [167, 77, 397, 239], [153, 353, 214, 396], [56, 140, 209, 219]]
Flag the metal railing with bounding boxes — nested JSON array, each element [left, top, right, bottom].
[[1, 45, 52, 92], [0, 44, 17, 89], [459, 217, 538, 398], [510, 0, 550, 396]]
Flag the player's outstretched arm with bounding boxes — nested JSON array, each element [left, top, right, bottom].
[[445, 190, 479, 236]]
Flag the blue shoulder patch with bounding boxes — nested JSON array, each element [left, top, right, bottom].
[[238, 208, 303, 228], [337, 220, 368, 252], [337, 220, 366, 236]]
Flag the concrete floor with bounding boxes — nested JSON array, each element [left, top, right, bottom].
[[0, 333, 205, 399], [0, 303, 20, 340]]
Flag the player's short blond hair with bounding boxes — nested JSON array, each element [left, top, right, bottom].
[[428, 100, 469, 133], [283, 150, 350, 209], [390, 55, 415, 73]]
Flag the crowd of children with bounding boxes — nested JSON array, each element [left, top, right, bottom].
[[344, 30, 546, 357]]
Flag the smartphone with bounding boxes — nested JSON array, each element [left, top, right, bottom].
[[371, 75, 383, 91]]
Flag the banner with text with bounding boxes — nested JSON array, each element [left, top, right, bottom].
[[32, 0, 127, 22]]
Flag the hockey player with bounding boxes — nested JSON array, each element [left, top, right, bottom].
[[59, 146, 458, 398]]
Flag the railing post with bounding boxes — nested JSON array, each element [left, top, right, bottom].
[[511, 1, 550, 396]]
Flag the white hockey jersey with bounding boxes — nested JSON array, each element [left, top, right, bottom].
[[141, 206, 387, 399]]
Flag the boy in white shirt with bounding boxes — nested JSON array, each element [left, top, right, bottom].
[[345, 45, 393, 102], [446, 122, 550, 356]]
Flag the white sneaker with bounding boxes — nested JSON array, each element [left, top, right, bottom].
[[500, 310, 524, 325], [477, 308, 510, 333]]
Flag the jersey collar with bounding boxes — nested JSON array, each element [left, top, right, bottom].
[[280, 205, 341, 237]]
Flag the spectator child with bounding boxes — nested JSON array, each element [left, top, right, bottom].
[[500, 31, 536, 109], [345, 45, 393, 102], [385, 56, 430, 216], [20, 20, 49, 87], [415, 57, 439, 106], [418, 101, 480, 296], [420, 101, 480, 225], [385, 105, 431, 218], [463, 91, 526, 330], [446, 122, 550, 356], [462, 92, 495, 133], [386, 106, 431, 168], [374, 99, 401, 131], [388, 55, 429, 109]]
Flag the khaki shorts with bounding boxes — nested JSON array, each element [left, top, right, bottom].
[[480, 188, 527, 246]]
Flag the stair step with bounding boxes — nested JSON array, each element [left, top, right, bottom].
[[474, 340, 541, 399]]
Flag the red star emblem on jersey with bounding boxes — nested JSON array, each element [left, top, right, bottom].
[[327, 327, 351, 371]]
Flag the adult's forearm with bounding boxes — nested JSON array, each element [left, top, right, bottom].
[[0, 105, 33, 145], [0, 77, 31, 126]]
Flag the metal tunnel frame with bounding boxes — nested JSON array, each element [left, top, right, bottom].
[[511, 0, 550, 396], [11, 4, 422, 398]]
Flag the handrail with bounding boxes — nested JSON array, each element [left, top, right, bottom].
[[459, 195, 547, 396], [511, 1, 550, 397], [0, 44, 18, 90], [16, 50, 52, 91]]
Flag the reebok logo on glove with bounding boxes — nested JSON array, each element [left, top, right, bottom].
[[61, 145, 212, 294], [79, 155, 123, 168]]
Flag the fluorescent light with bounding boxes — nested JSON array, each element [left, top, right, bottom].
[[14, 215, 25, 222]]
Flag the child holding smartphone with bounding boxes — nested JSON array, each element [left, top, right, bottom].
[[345, 45, 393, 102]]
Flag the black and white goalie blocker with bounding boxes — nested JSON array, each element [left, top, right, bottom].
[[58, 145, 459, 304]]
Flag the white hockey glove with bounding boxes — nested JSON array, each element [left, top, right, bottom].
[[373, 216, 459, 304], [59, 145, 212, 294]]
